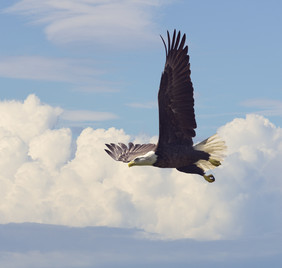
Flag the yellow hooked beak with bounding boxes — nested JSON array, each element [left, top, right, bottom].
[[128, 161, 135, 167]]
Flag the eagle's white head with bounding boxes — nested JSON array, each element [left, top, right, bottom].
[[128, 151, 157, 167]]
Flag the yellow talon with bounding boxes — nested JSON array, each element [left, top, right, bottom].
[[203, 174, 215, 183], [209, 158, 221, 167]]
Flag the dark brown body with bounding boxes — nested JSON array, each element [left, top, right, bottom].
[[154, 145, 209, 169]]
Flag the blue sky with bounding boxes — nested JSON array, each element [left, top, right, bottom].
[[1, 1, 282, 267], [1, 0, 282, 138]]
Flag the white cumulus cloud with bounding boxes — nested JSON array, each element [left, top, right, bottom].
[[0, 94, 62, 143], [0, 95, 282, 240]]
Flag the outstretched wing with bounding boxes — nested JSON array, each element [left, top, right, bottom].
[[105, 143, 156, 163], [157, 30, 196, 148]]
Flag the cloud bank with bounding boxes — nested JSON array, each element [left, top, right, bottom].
[[1, 95, 282, 240], [1, 223, 282, 268]]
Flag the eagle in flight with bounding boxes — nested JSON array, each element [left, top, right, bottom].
[[105, 30, 226, 183]]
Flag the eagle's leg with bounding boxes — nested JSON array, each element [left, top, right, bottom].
[[203, 174, 215, 183]]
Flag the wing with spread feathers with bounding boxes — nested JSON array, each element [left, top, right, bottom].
[[105, 143, 156, 163], [157, 30, 196, 148]]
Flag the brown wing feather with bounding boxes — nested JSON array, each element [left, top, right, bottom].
[[157, 30, 196, 148], [105, 143, 157, 163]]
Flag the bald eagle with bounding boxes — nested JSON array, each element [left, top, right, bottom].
[[105, 30, 226, 183]]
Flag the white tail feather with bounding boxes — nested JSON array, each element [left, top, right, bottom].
[[194, 134, 227, 172]]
